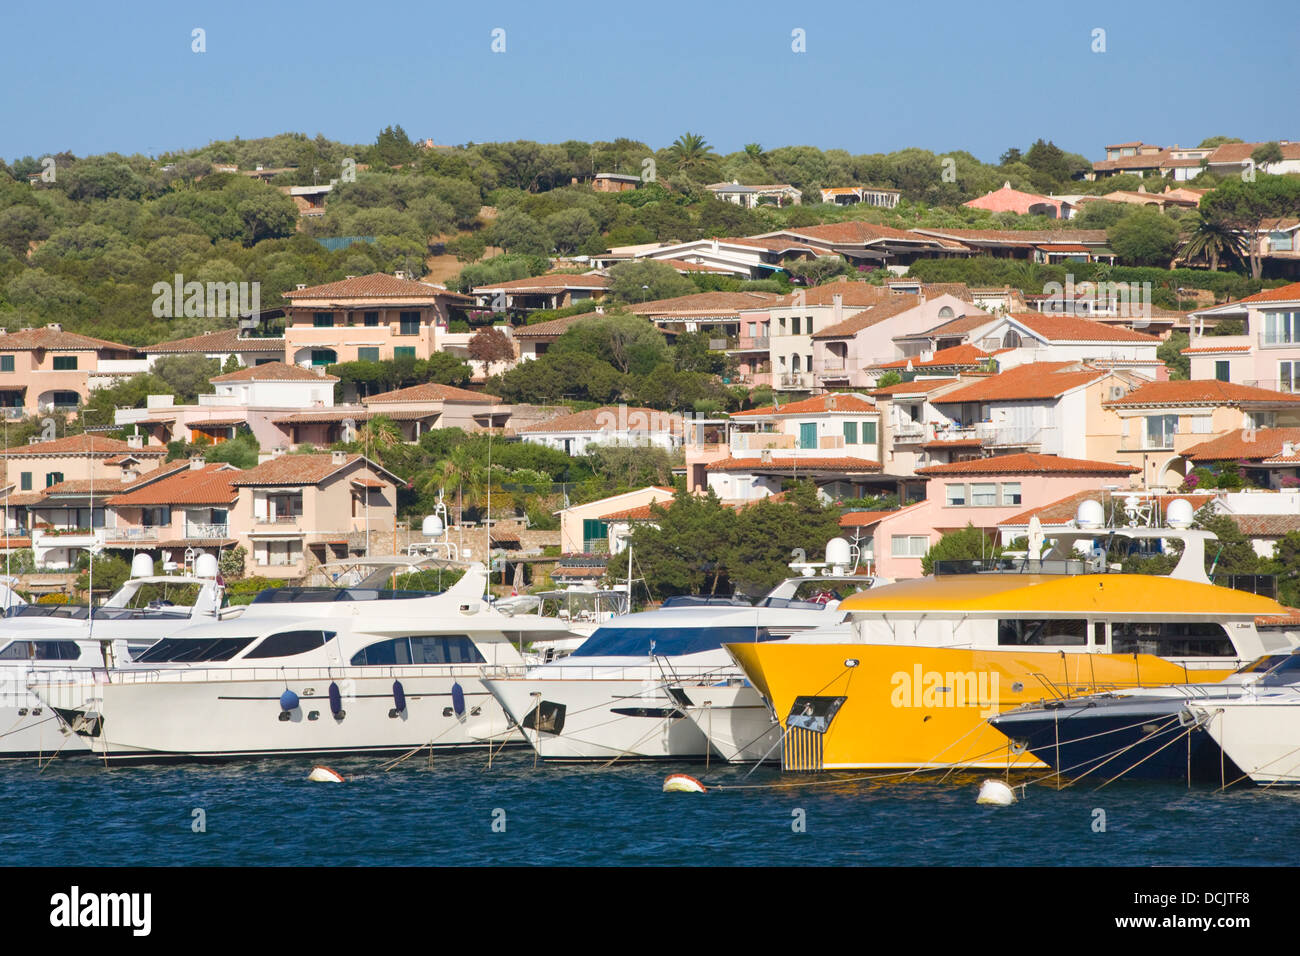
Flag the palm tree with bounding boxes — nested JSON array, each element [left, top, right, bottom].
[[668, 132, 716, 171], [1178, 214, 1247, 272], [744, 143, 764, 161], [355, 416, 402, 451]]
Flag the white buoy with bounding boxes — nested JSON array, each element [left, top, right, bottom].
[[976, 779, 1015, 805], [663, 773, 707, 793], [308, 765, 345, 783]]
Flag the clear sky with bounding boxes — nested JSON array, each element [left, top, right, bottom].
[[2, 0, 1295, 164]]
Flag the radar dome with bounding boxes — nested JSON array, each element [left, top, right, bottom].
[[1075, 499, 1104, 529], [194, 553, 219, 579], [1166, 498, 1194, 529], [422, 514, 445, 537], [130, 553, 155, 578], [825, 537, 852, 568]]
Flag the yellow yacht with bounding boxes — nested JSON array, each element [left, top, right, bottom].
[[726, 508, 1299, 772]]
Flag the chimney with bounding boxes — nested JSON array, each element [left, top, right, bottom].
[[833, 293, 843, 323], [394, 270, 407, 280], [296, 284, 306, 291], [46, 322, 61, 332], [332, 450, 348, 465], [127, 434, 143, 449], [189, 454, 205, 470]]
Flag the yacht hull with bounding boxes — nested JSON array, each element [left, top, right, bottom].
[[482, 675, 709, 761], [990, 698, 1239, 784], [675, 683, 781, 763], [1202, 699, 1300, 785], [727, 642, 1235, 771], [34, 670, 522, 762]]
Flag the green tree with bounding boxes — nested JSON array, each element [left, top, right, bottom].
[[921, 524, 1001, 576], [667, 132, 717, 172], [1158, 330, 1190, 380], [1178, 212, 1247, 272], [1252, 142, 1284, 168], [607, 259, 695, 303], [152, 354, 220, 403], [1107, 208, 1181, 267], [1201, 176, 1300, 279]]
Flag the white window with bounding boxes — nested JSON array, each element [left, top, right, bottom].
[[891, 535, 929, 558], [1191, 415, 1212, 434], [971, 483, 998, 507], [1001, 482, 1022, 506], [1281, 361, 1296, 393], [945, 484, 967, 506], [1144, 414, 1177, 449]]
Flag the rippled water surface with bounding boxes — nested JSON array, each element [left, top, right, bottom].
[[4, 751, 1299, 866]]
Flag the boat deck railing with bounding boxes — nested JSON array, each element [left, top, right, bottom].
[[30, 663, 529, 686], [505, 664, 738, 682]]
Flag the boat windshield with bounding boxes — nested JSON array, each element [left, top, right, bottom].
[[250, 587, 437, 604], [570, 625, 781, 658], [134, 637, 257, 663], [1234, 654, 1291, 674], [1257, 654, 1300, 685]]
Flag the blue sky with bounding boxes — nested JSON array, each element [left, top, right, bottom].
[[2, 0, 1295, 164]]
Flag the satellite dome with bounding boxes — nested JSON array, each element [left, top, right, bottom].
[[1075, 499, 1104, 530], [130, 553, 155, 578], [1166, 498, 1194, 529]]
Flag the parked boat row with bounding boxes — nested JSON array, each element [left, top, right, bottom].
[[6, 499, 1300, 788]]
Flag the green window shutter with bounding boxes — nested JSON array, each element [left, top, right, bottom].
[[799, 422, 817, 449], [0, 356, 13, 372], [20, 472, 31, 491], [862, 421, 877, 445], [394, 346, 416, 359], [313, 312, 335, 328], [842, 421, 858, 445], [53, 356, 77, 371], [358, 347, 380, 362]]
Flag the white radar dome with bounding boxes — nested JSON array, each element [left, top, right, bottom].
[[1075, 499, 1104, 530], [130, 553, 155, 578], [1165, 498, 1194, 529]]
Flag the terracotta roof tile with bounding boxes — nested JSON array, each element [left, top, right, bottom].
[[0, 327, 137, 353], [838, 509, 895, 527], [364, 382, 500, 404], [143, 329, 285, 354], [1230, 514, 1300, 537], [522, 406, 682, 435], [732, 394, 877, 418], [916, 452, 1137, 477], [1104, 380, 1300, 407], [1182, 427, 1300, 462], [513, 313, 594, 339], [107, 464, 239, 507], [472, 273, 610, 292], [1009, 313, 1161, 343], [284, 273, 470, 300], [811, 296, 922, 338], [630, 291, 782, 315], [930, 362, 1108, 403], [873, 344, 1007, 371], [1237, 281, 1300, 305], [230, 453, 390, 487], [1, 435, 166, 457], [211, 361, 338, 383]]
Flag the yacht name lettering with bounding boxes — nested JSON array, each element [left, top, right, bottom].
[[890, 665, 1000, 717], [49, 886, 151, 936]]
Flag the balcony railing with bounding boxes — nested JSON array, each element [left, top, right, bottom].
[[777, 372, 811, 389], [0, 408, 22, 420], [1118, 434, 1176, 452], [258, 515, 301, 525], [186, 523, 230, 539], [891, 422, 926, 441], [110, 527, 159, 541]]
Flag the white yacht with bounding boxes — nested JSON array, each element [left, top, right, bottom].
[[32, 561, 583, 762], [1197, 666, 1300, 785], [482, 540, 885, 763], [0, 555, 227, 759]]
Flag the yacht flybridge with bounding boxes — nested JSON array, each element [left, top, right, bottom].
[[31, 558, 585, 762], [726, 499, 1300, 772], [0, 554, 226, 760], [482, 539, 888, 763]]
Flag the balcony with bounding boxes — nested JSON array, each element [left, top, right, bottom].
[[731, 433, 796, 453], [257, 515, 301, 525], [109, 527, 159, 542], [186, 523, 230, 539], [891, 421, 927, 441], [777, 372, 811, 389], [1118, 434, 1175, 452]]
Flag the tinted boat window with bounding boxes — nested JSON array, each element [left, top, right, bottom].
[[570, 626, 779, 658], [350, 636, 486, 666], [134, 637, 256, 663], [0, 641, 81, 661], [997, 619, 1088, 646], [242, 630, 334, 659], [1111, 621, 1234, 658]]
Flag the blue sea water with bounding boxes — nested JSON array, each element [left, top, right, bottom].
[[3, 751, 1299, 867]]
